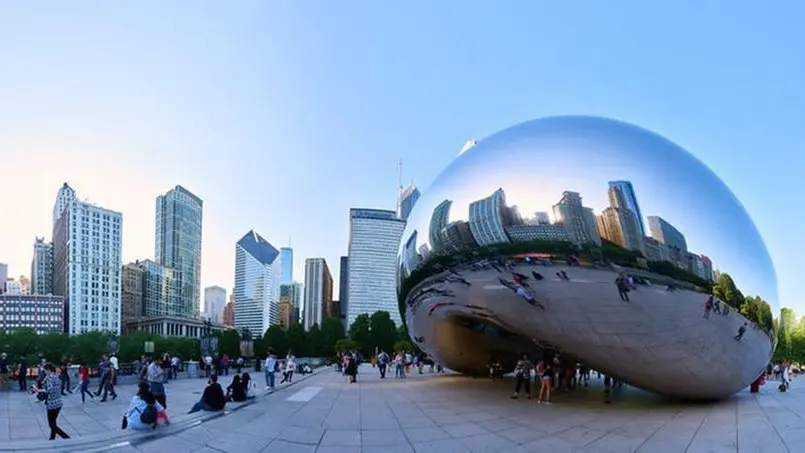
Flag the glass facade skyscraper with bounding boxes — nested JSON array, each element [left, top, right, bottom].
[[155, 186, 203, 318], [399, 184, 420, 221], [608, 180, 646, 237], [280, 247, 293, 285], [234, 230, 281, 336], [347, 209, 406, 327]]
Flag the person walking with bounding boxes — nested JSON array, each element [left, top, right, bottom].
[[77, 363, 94, 402], [264, 350, 277, 391], [34, 363, 70, 440]]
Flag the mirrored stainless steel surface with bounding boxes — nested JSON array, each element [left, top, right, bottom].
[[398, 115, 777, 400]]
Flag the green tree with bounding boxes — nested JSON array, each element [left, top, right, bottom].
[[348, 314, 372, 356], [712, 273, 744, 309], [779, 308, 796, 351], [286, 323, 308, 357], [320, 317, 346, 357], [69, 331, 108, 364], [334, 338, 359, 353], [370, 311, 397, 355], [263, 325, 288, 356], [306, 324, 323, 357], [217, 329, 241, 358], [394, 340, 413, 352]]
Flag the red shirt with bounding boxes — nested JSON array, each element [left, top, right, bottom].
[[79, 366, 89, 381]]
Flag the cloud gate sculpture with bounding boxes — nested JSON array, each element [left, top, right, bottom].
[[397, 115, 777, 400]]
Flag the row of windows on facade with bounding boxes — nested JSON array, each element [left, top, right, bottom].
[[76, 321, 119, 328], [70, 211, 120, 222], [2, 315, 61, 322], [0, 306, 62, 313]]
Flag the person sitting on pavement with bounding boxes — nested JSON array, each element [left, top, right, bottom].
[[124, 383, 163, 430], [241, 372, 256, 398], [226, 374, 247, 402], [187, 375, 226, 414]]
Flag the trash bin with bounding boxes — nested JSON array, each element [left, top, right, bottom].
[[186, 361, 199, 379]]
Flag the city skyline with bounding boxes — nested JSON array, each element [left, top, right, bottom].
[[418, 182, 715, 284], [0, 3, 802, 313]]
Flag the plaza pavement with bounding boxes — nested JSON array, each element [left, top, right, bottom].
[[2, 364, 804, 452]]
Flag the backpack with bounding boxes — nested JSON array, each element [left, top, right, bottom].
[[139, 403, 158, 426]]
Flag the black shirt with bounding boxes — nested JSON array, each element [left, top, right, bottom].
[[203, 383, 226, 410], [227, 380, 247, 402]]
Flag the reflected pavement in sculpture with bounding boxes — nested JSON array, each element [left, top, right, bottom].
[[398, 115, 777, 400]]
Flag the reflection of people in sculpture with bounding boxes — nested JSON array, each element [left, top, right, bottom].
[[515, 286, 544, 309], [428, 302, 456, 316], [703, 296, 713, 319], [531, 271, 544, 280], [734, 323, 747, 341], [615, 273, 630, 302], [556, 270, 569, 281]]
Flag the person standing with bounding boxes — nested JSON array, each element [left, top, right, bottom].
[[77, 363, 94, 403], [59, 356, 72, 396], [377, 350, 389, 379], [94, 355, 110, 396], [264, 350, 277, 391], [147, 357, 167, 408], [281, 352, 296, 384], [17, 355, 28, 392], [34, 363, 70, 440]]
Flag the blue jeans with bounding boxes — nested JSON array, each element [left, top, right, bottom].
[[265, 371, 275, 389]]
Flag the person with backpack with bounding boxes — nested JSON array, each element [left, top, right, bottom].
[[122, 383, 162, 430]]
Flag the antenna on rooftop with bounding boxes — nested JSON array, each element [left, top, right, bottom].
[[397, 159, 403, 216]]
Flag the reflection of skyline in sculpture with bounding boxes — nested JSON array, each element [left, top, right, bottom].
[[648, 216, 688, 252], [468, 189, 511, 246], [398, 115, 778, 400], [608, 180, 646, 237], [420, 181, 716, 283]]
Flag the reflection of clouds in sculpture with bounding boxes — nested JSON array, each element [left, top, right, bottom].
[[398, 115, 777, 400]]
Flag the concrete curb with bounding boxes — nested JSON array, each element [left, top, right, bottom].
[[0, 367, 327, 452]]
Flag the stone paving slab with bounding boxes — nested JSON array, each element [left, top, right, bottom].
[[0, 366, 322, 450], [4, 364, 804, 452]]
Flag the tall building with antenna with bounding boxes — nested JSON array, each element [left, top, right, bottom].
[[280, 237, 294, 286], [397, 159, 420, 221]]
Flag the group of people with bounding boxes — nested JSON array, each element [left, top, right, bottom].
[[371, 350, 442, 379], [262, 350, 301, 391]]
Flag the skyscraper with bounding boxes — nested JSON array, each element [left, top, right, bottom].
[[204, 286, 227, 323], [647, 216, 688, 252], [31, 237, 53, 295], [597, 186, 645, 253], [468, 189, 511, 246], [552, 191, 601, 246], [339, 256, 348, 328], [347, 208, 406, 327], [52, 186, 122, 335], [155, 185, 203, 318], [121, 262, 144, 326], [399, 183, 421, 221], [303, 258, 333, 330], [429, 199, 452, 252], [0, 263, 6, 295], [608, 181, 646, 237], [280, 247, 293, 285], [52, 183, 76, 227], [234, 230, 281, 336]]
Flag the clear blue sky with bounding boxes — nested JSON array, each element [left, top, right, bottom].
[[1, 2, 802, 313]]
